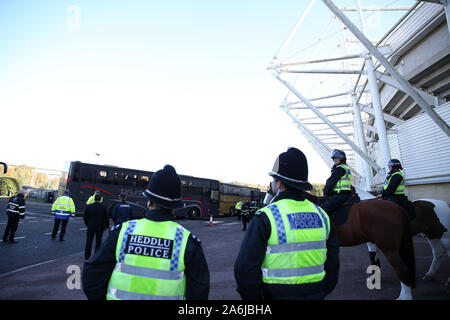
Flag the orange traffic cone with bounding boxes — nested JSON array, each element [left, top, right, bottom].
[[209, 214, 214, 226]]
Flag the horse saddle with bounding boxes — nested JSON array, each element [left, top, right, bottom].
[[401, 198, 416, 220], [328, 196, 359, 226]]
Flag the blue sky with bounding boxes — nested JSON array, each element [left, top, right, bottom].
[[0, 0, 414, 185]]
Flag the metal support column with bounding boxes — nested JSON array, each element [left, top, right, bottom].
[[340, 22, 373, 190], [355, 0, 391, 175], [276, 75, 382, 173], [321, 0, 450, 138]]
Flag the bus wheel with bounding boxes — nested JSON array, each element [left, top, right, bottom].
[[188, 207, 200, 220], [229, 207, 235, 216]]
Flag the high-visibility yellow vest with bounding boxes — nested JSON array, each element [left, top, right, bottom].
[[333, 164, 352, 193], [51, 195, 75, 220], [259, 198, 330, 285], [86, 194, 103, 205], [235, 201, 242, 210], [107, 219, 190, 300], [383, 170, 405, 195]]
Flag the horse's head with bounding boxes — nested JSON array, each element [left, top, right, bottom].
[[414, 201, 448, 239]]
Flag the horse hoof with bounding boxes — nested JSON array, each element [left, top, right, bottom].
[[422, 274, 435, 282]]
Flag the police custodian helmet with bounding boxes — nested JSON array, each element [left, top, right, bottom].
[[142, 164, 183, 209], [269, 147, 313, 191]]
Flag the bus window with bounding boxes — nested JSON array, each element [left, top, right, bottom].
[[81, 167, 96, 183], [99, 170, 108, 184], [137, 175, 149, 189], [210, 190, 219, 201]]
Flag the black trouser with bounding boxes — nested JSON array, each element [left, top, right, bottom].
[[384, 195, 415, 220], [85, 229, 104, 260], [242, 213, 250, 231], [320, 192, 352, 214], [52, 219, 69, 240], [3, 214, 20, 242]]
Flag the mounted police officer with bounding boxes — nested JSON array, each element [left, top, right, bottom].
[[82, 164, 210, 300], [320, 149, 353, 217], [234, 147, 339, 300], [381, 159, 415, 219]]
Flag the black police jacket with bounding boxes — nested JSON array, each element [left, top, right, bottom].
[[82, 208, 210, 300], [381, 170, 404, 199], [234, 189, 340, 300], [323, 165, 347, 196], [6, 194, 26, 218], [83, 202, 109, 231]]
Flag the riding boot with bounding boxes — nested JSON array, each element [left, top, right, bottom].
[[369, 251, 381, 269]]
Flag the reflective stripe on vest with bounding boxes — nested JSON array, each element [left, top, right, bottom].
[[52, 195, 75, 218], [383, 170, 405, 195], [260, 199, 330, 285], [107, 219, 190, 300], [333, 164, 352, 193]]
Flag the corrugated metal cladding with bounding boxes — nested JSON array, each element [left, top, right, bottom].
[[395, 103, 450, 185], [381, 2, 443, 52]]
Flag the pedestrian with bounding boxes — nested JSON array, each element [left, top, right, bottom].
[[110, 193, 133, 225], [3, 190, 27, 244], [84, 194, 109, 260], [51, 189, 76, 241], [82, 164, 210, 300], [234, 147, 340, 300]]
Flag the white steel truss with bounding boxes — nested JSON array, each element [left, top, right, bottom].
[[268, 0, 450, 192]]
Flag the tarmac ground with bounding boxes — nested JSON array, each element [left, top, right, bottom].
[[0, 199, 449, 301]]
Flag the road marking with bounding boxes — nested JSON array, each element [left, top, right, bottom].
[[14, 237, 26, 240], [0, 251, 84, 278], [79, 228, 87, 231]]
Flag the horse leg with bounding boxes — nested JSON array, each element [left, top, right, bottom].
[[382, 250, 413, 300], [367, 242, 381, 268], [423, 238, 446, 281]]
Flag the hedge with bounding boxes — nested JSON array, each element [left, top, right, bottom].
[[0, 177, 20, 197]]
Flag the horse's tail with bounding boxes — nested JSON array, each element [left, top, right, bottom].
[[399, 209, 416, 288]]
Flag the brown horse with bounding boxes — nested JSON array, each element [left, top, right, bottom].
[[302, 191, 415, 299]]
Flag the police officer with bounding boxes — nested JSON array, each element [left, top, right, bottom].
[[51, 190, 76, 241], [82, 164, 210, 300], [234, 147, 339, 300], [381, 159, 406, 205], [110, 193, 133, 225], [320, 149, 353, 216], [235, 200, 243, 220], [3, 190, 27, 244], [86, 190, 103, 205], [84, 194, 109, 260], [241, 201, 250, 231], [381, 159, 415, 219]]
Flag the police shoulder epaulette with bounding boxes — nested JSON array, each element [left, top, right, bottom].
[[191, 234, 201, 244], [110, 224, 121, 232]]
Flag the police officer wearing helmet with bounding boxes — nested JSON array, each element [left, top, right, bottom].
[[381, 159, 415, 220], [82, 164, 210, 300], [234, 147, 339, 300], [321, 149, 353, 216], [381, 159, 406, 204]]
